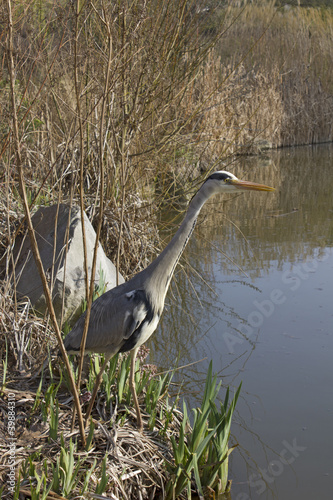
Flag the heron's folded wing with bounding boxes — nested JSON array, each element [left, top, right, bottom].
[[64, 288, 149, 353]]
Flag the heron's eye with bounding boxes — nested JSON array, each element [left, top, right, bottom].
[[225, 177, 232, 184]]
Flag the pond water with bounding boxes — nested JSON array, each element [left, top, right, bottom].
[[147, 144, 333, 500]]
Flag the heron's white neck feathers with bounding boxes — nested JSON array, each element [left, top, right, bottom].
[[140, 179, 218, 306]]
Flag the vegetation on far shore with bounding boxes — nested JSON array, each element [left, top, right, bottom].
[[1, 0, 333, 498]]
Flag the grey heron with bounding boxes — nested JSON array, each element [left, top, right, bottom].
[[64, 171, 275, 430]]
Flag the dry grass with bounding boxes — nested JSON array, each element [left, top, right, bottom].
[[0, 385, 178, 499], [1, 0, 333, 497], [185, 57, 284, 163], [149, 2, 333, 171], [0, 285, 181, 499], [90, 194, 159, 280], [213, 1, 333, 148], [1, 3, 332, 272]]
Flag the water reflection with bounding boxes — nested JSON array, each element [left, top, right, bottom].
[[147, 144, 333, 500]]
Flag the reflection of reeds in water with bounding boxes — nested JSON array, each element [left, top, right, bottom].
[[158, 145, 333, 284], [149, 145, 333, 380], [190, 146, 333, 275]]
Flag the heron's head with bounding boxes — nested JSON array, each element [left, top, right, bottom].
[[206, 170, 275, 193]]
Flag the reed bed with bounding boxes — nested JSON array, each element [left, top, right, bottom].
[[0, 284, 173, 498], [0, 283, 240, 499], [175, 1, 333, 166], [1, 2, 332, 235], [213, 1, 333, 148], [1, 0, 333, 498]]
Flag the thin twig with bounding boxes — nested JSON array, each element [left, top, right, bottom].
[[78, 11, 113, 425], [5, 0, 86, 448]]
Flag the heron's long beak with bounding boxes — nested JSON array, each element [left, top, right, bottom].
[[230, 179, 275, 192]]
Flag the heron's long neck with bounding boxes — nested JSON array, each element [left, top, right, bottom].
[[142, 182, 214, 303]]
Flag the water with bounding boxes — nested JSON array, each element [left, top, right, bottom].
[[147, 144, 333, 500]]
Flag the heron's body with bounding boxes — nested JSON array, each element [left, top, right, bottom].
[[65, 173, 214, 357], [64, 171, 275, 429], [65, 285, 160, 356]]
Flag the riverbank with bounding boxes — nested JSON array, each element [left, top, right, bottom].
[[1, 1, 332, 498], [0, 284, 240, 498], [2, 1, 332, 278]]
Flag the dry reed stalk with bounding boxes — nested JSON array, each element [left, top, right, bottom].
[[77, 8, 113, 426], [212, 2, 333, 148], [180, 56, 283, 163], [5, 0, 87, 447], [0, 378, 179, 498]]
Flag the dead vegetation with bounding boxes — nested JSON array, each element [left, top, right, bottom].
[[0, 286, 176, 498], [0, 285, 240, 499], [1, 0, 333, 498]]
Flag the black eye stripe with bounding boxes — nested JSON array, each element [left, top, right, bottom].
[[208, 172, 232, 181]]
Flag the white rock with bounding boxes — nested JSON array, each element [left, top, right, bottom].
[[14, 204, 124, 325]]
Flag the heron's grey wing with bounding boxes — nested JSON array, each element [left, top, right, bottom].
[[64, 288, 150, 354]]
